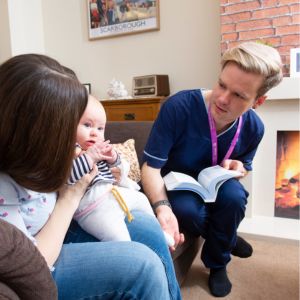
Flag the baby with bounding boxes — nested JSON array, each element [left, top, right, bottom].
[[69, 95, 174, 245]]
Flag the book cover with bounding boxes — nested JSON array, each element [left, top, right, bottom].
[[163, 165, 242, 203]]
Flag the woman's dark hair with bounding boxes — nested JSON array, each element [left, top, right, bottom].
[[0, 54, 88, 192]]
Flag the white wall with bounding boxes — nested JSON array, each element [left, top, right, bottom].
[[0, 0, 12, 62], [6, 0, 45, 56], [41, 0, 221, 99]]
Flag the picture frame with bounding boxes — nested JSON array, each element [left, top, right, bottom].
[[83, 83, 91, 94], [290, 48, 300, 78], [87, 0, 160, 40]]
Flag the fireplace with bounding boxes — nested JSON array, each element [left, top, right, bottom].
[[238, 78, 300, 240], [275, 131, 300, 219]]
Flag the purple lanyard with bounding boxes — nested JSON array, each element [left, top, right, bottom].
[[208, 106, 243, 166]]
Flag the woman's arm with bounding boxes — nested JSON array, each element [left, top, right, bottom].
[[35, 166, 97, 267]]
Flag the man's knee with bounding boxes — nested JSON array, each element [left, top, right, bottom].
[[169, 191, 208, 236], [217, 179, 249, 211]]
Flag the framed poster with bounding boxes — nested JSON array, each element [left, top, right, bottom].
[[83, 83, 91, 94], [87, 0, 160, 40], [290, 48, 300, 78]]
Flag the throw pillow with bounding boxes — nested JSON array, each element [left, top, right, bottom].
[[113, 139, 141, 182]]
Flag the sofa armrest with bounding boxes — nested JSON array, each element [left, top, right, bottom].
[[0, 219, 57, 300], [0, 282, 20, 300]]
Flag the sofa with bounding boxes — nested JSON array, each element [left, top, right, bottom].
[[0, 219, 58, 300], [106, 121, 203, 286], [0, 121, 203, 299]]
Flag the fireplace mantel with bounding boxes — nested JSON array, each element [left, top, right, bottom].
[[267, 77, 300, 101]]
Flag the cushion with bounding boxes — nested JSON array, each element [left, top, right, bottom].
[[113, 139, 141, 182], [0, 219, 57, 300]]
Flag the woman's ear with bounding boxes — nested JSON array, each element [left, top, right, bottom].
[[252, 95, 267, 109]]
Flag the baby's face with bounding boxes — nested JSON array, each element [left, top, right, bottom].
[[77, 96, 107, 150]]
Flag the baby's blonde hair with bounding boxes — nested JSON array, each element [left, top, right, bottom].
[[221, 42, 283, 98]]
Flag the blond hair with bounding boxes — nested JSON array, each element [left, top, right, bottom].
[[221, 42, 283, 97]]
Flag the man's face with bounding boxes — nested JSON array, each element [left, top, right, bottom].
[[210, 62, 265, 126]]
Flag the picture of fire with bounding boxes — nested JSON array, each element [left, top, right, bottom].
[[275, 131, 300, 219]]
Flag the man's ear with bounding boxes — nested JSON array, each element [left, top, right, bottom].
[[252, 95, 267, 109]]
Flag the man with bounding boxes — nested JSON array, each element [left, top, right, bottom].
[[141, 42, 283, 297]]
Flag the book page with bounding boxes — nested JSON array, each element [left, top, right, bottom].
[[163, 171, 209, 199], [163, 168, 242, 203], [164, 172, 201, 189], [197, 166, 242, 192]]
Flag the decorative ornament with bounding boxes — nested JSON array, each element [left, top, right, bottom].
[[107, 78, 129, 99]]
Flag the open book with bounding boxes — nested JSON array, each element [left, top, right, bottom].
[[163, 165, 242, 203]]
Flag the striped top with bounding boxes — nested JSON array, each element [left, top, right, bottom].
[[68, 153, 116, 190]]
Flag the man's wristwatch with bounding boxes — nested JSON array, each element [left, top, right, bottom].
[[152, 200, 172, 213]]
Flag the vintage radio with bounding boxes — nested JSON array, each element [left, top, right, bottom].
[[132, 75, 170, 97]]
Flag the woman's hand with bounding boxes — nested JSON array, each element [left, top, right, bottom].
[[35, 165, 98, 267], [155, 205, 185, 251], [58, 164, 98, 209]]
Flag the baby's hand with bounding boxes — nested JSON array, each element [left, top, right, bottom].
[[100, 140, 118, 164], [86, 140, 117, 164], [110, 166, 121, 183]]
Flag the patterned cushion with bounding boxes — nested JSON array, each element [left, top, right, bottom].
[[113, 139, 141, 182]]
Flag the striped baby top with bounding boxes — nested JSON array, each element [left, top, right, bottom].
[[68, 153, 116, 190]]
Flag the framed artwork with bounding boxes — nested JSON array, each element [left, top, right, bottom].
[[83, 83, 91, 94], [87, 0, 160, 40], [290, 48, 300, 78]]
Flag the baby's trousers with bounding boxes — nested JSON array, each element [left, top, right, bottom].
[[76, 185, 155, 241]]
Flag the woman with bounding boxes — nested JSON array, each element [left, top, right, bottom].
[[0, 54, 181, 300]]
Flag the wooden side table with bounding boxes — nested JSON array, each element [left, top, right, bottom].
[[100, 97, 166, 121]]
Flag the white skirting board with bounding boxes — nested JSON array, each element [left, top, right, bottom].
[[238, 216, 300, 241]]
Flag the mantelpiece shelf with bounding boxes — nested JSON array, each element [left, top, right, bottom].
[[267, 77, 300, 101]]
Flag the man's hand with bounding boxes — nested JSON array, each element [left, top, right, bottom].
[[155, 205, 185, 251], [221, 159, 247, 177]]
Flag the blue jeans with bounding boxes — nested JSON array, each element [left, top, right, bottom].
[[52, 210, 181, 300], [169, 178, 248, 269]]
